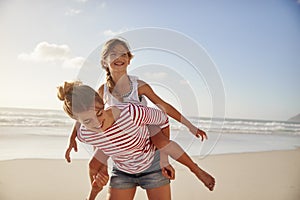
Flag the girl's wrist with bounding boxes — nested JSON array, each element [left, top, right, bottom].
[[188, 124, 197, 131]]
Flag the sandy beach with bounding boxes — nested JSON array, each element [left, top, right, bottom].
[[1, 149, 299, 200]]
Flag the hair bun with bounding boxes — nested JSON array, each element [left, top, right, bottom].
[[57, 81, 82, 101], [57, 86, 66, 101]]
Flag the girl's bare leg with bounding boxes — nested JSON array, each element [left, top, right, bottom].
[[149, 125, 215, 191], [87, 150, 109, 200], [192, 167, 215, 191], [149, 126, 197, 168], [89, 156, 102, 184], [89, 148, 109, 184]]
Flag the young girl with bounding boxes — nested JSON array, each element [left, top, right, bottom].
[[65, 38, 213, 191], [58, 82, 215, 200]]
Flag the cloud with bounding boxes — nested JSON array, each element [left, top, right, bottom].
[[65, 1, 105, 16], [62, 56, 86, 69], [18, 41, 84, 69], [18, 41, 71, 62], [103, 28, 130, 37], [65, 8, 82, 16], [143, 72, 168, 80], [179, 79, 190, 85]]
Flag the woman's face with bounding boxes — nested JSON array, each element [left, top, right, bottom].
[[105, 44, 131, 73], [74, 103, 108, 132]]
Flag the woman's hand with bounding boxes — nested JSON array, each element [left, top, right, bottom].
[[87, 170, 109, 200], [92, 170, 109, 189], [161, 163, 175, 180]]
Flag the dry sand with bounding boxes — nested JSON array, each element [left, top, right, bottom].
[[1, 149, 299, 200]]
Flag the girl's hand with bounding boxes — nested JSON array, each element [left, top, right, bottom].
[[64, 139, 78, 163], [190, 126, 207, 141]]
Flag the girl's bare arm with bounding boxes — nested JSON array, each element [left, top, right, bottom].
[[138, 80, 207, 140]]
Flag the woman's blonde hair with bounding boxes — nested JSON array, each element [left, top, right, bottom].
[[57, 81, 102, 119], [100, 37, 134, 92]]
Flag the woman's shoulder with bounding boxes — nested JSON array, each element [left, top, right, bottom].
[[111, 103, 136, 118], [115, 102, 143, 111]]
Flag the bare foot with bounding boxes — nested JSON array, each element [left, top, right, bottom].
[[191, 165, 215, 191]]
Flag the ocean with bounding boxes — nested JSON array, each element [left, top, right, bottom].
[[1, 107, 300, 161]]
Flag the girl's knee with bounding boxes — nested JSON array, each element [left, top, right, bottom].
[[89, 157, 102, 171]]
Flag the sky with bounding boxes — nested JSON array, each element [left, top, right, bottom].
[[0, 0, 299, 121]]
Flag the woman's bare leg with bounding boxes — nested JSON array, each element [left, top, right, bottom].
[[146, 184, 171, 200], [107, 187, 137, 200]]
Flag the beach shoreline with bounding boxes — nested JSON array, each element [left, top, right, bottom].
[[1, 149, 299, 200], [2, 125, 300, 161]]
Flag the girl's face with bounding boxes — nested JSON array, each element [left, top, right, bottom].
[[105, 44, 131, 73]]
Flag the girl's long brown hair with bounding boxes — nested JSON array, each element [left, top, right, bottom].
[[100, 38, 134, 92]]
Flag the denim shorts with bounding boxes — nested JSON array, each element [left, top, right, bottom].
[[110, 151, 170, 189]]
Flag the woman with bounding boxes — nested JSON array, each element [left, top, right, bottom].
[[57, 81, 215, 200]]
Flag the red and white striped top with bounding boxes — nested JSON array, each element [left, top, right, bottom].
[[77, 103, 169, 174]]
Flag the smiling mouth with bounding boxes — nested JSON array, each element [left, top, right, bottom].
[[95, 122, 103, 129], [114, 61, 125, 66]]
